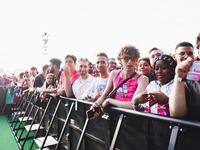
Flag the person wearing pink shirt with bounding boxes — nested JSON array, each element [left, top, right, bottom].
[[59, 55, 80, 97]]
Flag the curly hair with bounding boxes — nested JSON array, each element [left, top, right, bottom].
[[117, 45, 140, 61]]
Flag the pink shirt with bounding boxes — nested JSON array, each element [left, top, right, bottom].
[[60, 70, 80, 88], [113, 70, 141, 102]]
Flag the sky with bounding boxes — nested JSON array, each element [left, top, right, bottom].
[[0, 0, 199, 76]]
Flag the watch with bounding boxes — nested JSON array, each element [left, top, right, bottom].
[[175, 76, 187, 82]]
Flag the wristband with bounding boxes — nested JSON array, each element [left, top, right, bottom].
[[175, 76, 187, 82]]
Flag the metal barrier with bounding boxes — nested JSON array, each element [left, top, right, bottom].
[[8, 94, 200, 150]]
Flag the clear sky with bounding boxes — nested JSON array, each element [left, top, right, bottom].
[[0, 0, 199, 76]]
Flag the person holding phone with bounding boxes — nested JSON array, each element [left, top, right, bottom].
[[88, 45, 148, 119]]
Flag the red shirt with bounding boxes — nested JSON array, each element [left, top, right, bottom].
[[59, 70, 80, 88]]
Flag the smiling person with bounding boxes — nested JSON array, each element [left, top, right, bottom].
[[133, 55, 176, 116], [133, 55, 176, 150], [138, 57, 153, 82], [72, 58, 95, 100], [90, 45, 148, 113]]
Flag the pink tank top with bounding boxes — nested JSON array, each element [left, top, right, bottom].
[[113, 70, 141, 102]]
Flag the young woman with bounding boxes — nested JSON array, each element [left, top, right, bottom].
[[138, 57, 154, 82], [133, 55, 176, 116], [40, 73, 54, 101], [90, 45, 149, 112]]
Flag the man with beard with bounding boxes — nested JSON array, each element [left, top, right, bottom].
[[82, 52, 110, 101], [39, 58, 62, 95], [72, 58, 95, 99]]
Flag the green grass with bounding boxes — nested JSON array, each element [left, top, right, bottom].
[[0, 116, 39, 150], [0, 116, 19, 150]]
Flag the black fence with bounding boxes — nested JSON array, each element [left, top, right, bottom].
[[5, 92, 200, 150]]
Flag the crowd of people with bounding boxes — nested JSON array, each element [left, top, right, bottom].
[[1, 33, 200, 149]]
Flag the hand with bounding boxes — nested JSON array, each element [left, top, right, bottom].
[[57, 88, 64, 96], [88, 103, 100, 119], [133, 93, 149, 105], [176, 56, 194, 78], [148, 91, 169, 104], [63, 65, 70, 77]]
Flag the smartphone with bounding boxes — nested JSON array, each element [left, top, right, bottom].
[[186, 61, 200, 81], [86, 107, 99, 119]]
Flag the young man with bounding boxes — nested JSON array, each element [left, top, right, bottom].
[[83, 52, 110, 101], [173, 42, 194, 64], [33, 64, 49, 88], [169, 42, 199, 150], [30, 66, 38, 87], [108, 58, 117, 73], [195, 33, 200, 61], [148, 47, 164, 68], [62, 55, 80, 97], [72, 58, 95, 99]]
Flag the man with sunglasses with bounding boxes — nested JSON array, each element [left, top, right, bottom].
[[149, 47, 164, 68]]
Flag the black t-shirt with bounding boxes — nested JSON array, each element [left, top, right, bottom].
[[33, 74, 45, 88], [176, 80, 200, 150]]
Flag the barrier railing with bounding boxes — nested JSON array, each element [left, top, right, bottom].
[[8, 94, 200, 150]]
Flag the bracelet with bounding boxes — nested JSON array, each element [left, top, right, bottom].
[[175, 76, 187, 82]]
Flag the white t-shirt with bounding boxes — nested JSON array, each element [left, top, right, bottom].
[[86, 76, 109, 95], [72, 75, 95, 100], [142, 79, 174, 114]]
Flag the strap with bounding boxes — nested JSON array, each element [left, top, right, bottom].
[[107, 72, 137, 98]]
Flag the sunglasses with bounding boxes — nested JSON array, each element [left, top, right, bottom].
[[122, 57, 137, 62], [176, 51, 193, 57], [150, 53, 162, 59]]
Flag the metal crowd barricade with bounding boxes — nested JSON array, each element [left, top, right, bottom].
[[7, 94, 200, 150]]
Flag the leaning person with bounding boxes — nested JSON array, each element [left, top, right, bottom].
[[90, 45, 148, 112]]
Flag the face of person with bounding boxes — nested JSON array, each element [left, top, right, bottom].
[[49, 62, 55, 73], [149, 50, 163, 68], [65, 57, 76, 71], [46, 74, 53, 85], [198, 41, 200, 51], [174, 46, 194, 64], [96, 56, 109, 74], [77, 60, 89, 76], [25, 71, 31, 78], [154, 60, 173, 85], [92, 68, 100, 78], [138, 60, 152, 76], [108, 59, 117, 72], [3, 74, 7, 79], [120, 54, 138, 72], [31, 69, 37, 77], [88, 64, 94, 74]]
